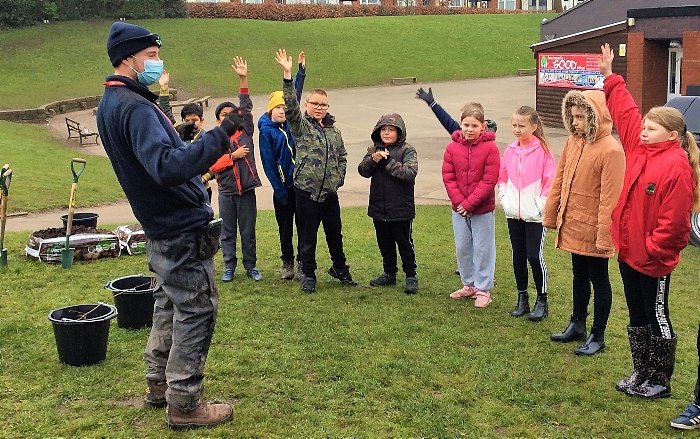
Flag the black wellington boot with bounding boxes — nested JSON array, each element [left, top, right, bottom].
[[616, 325, 651, 392], [574, 331, 605, 356], [528, 294, 548, 322], [627, 334, 677, 399], [550, 315, 587, 343], [510, 292, 529, 317]]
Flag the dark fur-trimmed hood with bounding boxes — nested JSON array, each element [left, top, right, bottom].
[[561, 90, 612, 144]]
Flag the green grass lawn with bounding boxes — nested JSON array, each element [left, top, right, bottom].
[[0, 14, 551, 109], [3, 14, 697, 438], [2, 206, 700, 438], [0, 120, 124, 213]]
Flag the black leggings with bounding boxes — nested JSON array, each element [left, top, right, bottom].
[[571, 253, 612, 333], [507, 219, 547, 295], [619, 260, 674, 339]]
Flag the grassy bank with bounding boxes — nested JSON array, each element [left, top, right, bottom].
[[0, 14, 550, 109], [0, 121, 123, 213]]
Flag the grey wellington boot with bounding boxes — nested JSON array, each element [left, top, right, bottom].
[[616, 325, 651, 392], [627, 334, 677, 399]]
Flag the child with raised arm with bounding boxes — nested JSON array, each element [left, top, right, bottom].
[[210, 56, 262, 283], [416, 87, 498, 135], [443, 103, 500, 308], [498, 106, 556, 321], [258, 52, 307, 280], [275, 48, 356, 293], [599, 44, 700, 405], [543, 86, 625, 356], [358, 113, 419, 294]]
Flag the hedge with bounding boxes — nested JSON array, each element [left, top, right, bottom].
[[187, 3, 529, 21]]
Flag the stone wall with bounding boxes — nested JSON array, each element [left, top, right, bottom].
[[0, 96, 102, 123], [0, 89, 177, 123]]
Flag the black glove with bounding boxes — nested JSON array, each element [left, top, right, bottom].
[[220, 111, 245, 137], [485, 119, 498, 133], [415, 87, 434, 106], [175, 121, 197, 142], [277, 193, 289, 206]]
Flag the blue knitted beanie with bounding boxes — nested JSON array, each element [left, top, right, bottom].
[[107, 22, 162, 67]]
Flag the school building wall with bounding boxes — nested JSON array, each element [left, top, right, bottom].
[[627, 6, 700, 115]]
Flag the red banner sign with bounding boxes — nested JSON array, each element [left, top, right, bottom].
[[538, 53, 605, 90]]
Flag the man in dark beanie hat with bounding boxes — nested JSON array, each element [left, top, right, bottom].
[[96, 21, 244, 431]]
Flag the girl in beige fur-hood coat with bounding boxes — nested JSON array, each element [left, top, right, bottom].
[[543, 90, 625, 258]]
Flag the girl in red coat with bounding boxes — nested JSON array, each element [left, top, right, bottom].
[[443, 102, 500, 308], [599, 43, 700, 401]]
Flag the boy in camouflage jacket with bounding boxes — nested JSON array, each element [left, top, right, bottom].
[[276, 49, 356, 293]]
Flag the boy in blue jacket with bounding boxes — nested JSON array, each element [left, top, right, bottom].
[[258, 52, 306, 280]]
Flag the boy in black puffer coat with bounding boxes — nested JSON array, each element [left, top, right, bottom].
[[358, 113, 419, 294]]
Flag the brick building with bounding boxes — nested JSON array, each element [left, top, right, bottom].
[[531, 2, 699, 128]]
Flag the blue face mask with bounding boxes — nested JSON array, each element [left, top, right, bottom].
[[130, 56, 163, 86]]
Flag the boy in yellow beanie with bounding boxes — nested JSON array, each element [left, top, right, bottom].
[[258, 51, 306, 280]]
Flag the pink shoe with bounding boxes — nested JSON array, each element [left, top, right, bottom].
[[450, 285, 477, 299], [474, 290, 492, 308]]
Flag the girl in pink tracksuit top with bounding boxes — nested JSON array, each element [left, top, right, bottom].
[[498, 106, 556, 322]]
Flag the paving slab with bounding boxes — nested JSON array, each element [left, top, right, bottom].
[[8, 75, 569, 232]]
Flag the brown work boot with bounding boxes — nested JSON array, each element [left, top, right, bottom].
[[144, 380, 167, 409], [165, 401, 233, 431]]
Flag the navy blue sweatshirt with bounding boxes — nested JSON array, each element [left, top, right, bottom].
[[96, 75, 231, 239]]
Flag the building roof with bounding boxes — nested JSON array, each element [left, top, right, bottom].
[[540, 0, 693, 41], [532, 20, 627, 52]]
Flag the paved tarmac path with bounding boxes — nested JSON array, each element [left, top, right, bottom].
[[7, 76, 569, 232]]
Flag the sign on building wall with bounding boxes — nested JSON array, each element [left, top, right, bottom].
[[538, 53, 605, 89]]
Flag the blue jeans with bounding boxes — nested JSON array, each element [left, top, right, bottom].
[[144, 225, 219, 412]]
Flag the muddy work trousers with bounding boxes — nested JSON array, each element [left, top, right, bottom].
[[144, 225, 220, 412]]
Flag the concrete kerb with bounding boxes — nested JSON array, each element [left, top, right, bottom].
[[8, 76, 569, 233]]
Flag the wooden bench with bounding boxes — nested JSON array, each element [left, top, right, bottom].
[[391, 77, 417, 85], [65, 117, 99, 145], [169, 98, 196, 109], [517, 68, 537, 76], [196, 96, 211, 108], [171, 96, 211, 110]]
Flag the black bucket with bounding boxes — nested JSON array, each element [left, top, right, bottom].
[[48, 303, 117, 367], [105, 275, 157, 330], [61, 212, 99, 229]]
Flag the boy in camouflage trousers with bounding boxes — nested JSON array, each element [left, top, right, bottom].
[[275, 49, 357, 293]]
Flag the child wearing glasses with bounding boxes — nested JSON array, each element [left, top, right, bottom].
[[275, 48, 357, 293]]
